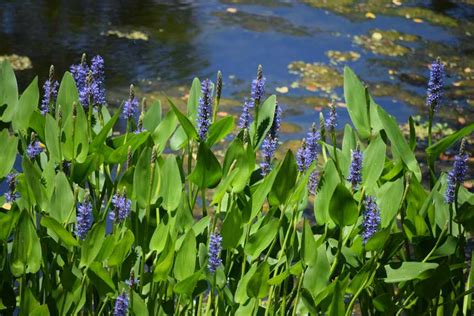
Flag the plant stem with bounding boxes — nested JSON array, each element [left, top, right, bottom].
[[291, 272, 304, 316], [427, 108, 435, 188]]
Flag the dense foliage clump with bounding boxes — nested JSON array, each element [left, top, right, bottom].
[[0, 56, 472, 315]]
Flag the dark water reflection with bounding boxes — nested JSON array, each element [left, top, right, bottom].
[[0, 0, 473, 141]]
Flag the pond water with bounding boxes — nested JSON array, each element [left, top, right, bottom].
[[0, 0, 473, 144]]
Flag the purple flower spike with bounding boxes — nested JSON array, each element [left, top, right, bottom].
[[122, 85, 139, 120], [208, 233, 223, 273], [70, 59, 89, 94], [5, 173, 19, 203], [197, 79, 213, 141], [75, 200, 93, 240], [296, 139, 307, 172], [113, 291, 129, 316], [325, 104, 337, 131], [361, 196, 381, 244], [90, 55, 106, 106], [305, 123, 320, 168], [426, 58, 445, 112], [250, 65, 266, 107], [260, 104, 282, 176], [110, 192, 132, 223], [308, 170, 319, 194], [238, 99, 252, 130], [347, 149, 363, 189], [445, 140, 468, 204], [40, 67, 59, 115], [27, 140, 44, 159]]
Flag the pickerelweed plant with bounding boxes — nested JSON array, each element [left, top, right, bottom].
[[0, 56, 472, 315]]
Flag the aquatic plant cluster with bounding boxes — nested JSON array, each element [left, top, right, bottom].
[[0, 55, 472, 315]]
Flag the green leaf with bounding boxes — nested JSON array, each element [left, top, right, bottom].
[[13, 77, 39, 132], [189, 142, 222, 189], [221, 204, 243, 249], [160, 156, 182, 211], [314, 160, 339, 225], [153, 234, 175, 281], [44, 115, 61, 163], [40, 216, 79, 248], [11, 211, 42, 276], [174, 229, 196, 281], [206, 116, 234, 147], [250, 164, 280, 221], [244, 219, 279, 260], [174, 271, 202, 296], [56, 72, 79, 121], [22, 159, 47, 210], [0, 60, 18, 122], [90, 108, 120, 153], [329, 184, 358, 227], [328, 280, 345, 316], [0, 208, 20, 240], [384, 262, 438, 283], [302, 220, 317, 266], [151, 110, 178, 154], [50, 172, 74, 224], [134, 147, 161, 209], [247, 262, 270, 298], [235, 264, 258, 304], [303, 244, 330, 297], [211, 168, 239, 206], [269, 150, 297, 206], [80, 221, 106, 268], [362, 133, 386, 188], [376, 105, 421, 180], [87, 262, 116, 295], [0, 129, 18, 178], [341, 124, 357, 178], [143, 100, 162, 131], [169, 100, 198, 140], [365, 228, 390, 251], [150, 221, 170, 254], [187, 78, 201, 121], [222, 137, 255, 193], [344, 67, 371, 138], [131, 291, 149, 316], [108, 229, 135, 266], [250, 95, 277, 149], [378, 178, 404, 228], [426, 122, 474, 157]]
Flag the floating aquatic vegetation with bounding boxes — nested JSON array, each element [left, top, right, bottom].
[[354, 30, 413, 57], [212, 10, 312, 36], [104, 30, 149, 41], [326, 50, 361, 65], [303, 0, 458, 28], [288, 61, 343, 93], [0, 54, 32, 70]]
